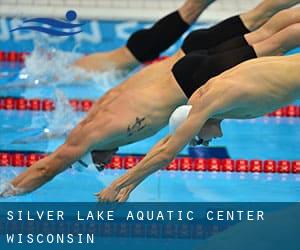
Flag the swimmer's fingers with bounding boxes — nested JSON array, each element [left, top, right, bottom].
[[116, 194, 129, 202], [0, 186, 16, 198], [116, 188, 131, 202], [95, 186, 119, 202]]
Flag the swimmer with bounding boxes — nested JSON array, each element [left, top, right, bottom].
[[73, 0, 217, 73], [18, 1, 300, 143], [73, 0, 300, 73], [2, 0, 300, 197], [98, 54, 300, 202]]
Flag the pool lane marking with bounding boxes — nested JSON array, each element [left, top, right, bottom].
[[0, 151, 299, 174], [0, 97, 300, 117]]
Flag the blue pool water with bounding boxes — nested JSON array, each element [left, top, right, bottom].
[[0, 20, 300, 202]]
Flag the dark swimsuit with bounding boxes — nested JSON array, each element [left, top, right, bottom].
[[171, 13, 258, 98], [172, 45, 257, 98]]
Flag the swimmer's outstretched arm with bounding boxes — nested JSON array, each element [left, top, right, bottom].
[[97, 90, 224, 202], [0, 141, 88, 197], [0, 105, 114, 197]]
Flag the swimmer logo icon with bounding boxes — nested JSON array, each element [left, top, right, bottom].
[[10, 10, 86, 36]]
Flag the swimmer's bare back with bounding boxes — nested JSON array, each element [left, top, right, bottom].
[[189, 54, 300, 120], [83, 50, 188, 150]]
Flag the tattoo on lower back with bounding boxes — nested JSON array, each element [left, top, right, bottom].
[[127, 117, 146, 136]]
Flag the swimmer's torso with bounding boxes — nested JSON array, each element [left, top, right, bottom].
[[90, 50, 187, 149], [211, 55, 300, 119]]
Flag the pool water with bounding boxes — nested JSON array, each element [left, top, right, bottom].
[[0, 21, 300, 202]]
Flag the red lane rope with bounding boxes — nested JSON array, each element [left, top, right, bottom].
[[0, 51, 28, 63], [0, 151, 299, 174], [0, 97, 300, 117], [0, 51, 167, 64], [0, 97, 92, 112]]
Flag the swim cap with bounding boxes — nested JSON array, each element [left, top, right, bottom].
[[169, 105, 204, 145], [169, 105, 192, 134]]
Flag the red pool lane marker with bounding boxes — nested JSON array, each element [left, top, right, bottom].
[[0, 152, 299, 174], [0, 51, 29, 63], [1, 97, 299, 117], [0, 97, 93, 112], [0, 50, 167, 65]]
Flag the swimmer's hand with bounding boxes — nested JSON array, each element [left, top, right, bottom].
[[115, 186, 132, 202], [0, 183, 19, 198], [96, 184, 134, 202], [95, 185, 120, 202]]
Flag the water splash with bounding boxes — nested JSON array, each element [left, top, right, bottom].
[[43, 89, 81, 137], [3, 35, 127, 92], [20, 35, 82, 84], [12, 89, 81, 144], [0, 168, 26, 198], [0, 182, 25, 198]]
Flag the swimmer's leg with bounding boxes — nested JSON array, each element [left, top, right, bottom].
[[73, 0, 215, 73]]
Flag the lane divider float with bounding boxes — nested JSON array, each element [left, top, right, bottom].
[[0, 97, 299, 117], [0, 151, 299, 174], [0, 51, 29, 63], [0, 51, 167, 64]]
